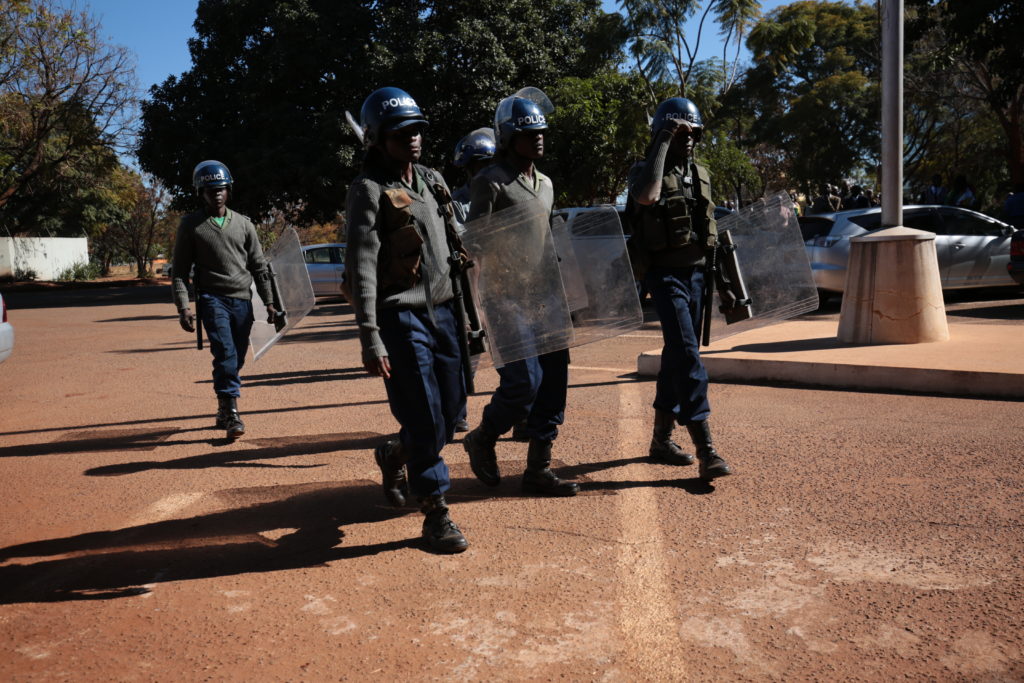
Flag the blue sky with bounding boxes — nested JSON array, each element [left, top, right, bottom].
[[75, 1, 791, 93]]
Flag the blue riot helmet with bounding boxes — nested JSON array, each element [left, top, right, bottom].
[[453, 127, 497, 167], [494, 87, 553, 148], [359, 87, 429, 147], [192, 160, 233, 196], [651, 97, 704, 141]]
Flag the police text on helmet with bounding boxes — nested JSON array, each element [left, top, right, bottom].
[[665, 112, 699, 124], [381, 96, 417, 111], [199, 170, 227, 183], [515, 113, 546, 127]]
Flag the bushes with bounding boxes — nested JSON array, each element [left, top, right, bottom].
[[55, 261, 102, 281]]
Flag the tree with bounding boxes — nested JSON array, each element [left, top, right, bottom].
[[137, 0, 626, 223], [546, 71, 650, 205], [0, 0, 136, 225], [618, 0, 762, 100], [741, 0, 880, 195], [907, 0, 1023, 188]]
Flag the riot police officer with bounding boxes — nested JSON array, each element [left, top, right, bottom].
[[449, 126, 496, 433], [172, 160, 277, 440], [462, 91, 579, 498], [451, 127, 497, 224], [627, 97, 732, 480], [346, 87, 469, 554]]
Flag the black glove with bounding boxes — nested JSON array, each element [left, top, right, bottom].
[[179, 309, 196, 333]]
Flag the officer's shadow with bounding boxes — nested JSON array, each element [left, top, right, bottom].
[[0, 481, 416, 604], [446, 456, 716, 500]]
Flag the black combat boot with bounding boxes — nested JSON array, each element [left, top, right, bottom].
[[649, 410, 695, 466], [522, 440, 579, 497], [419, 495, 469, 554], [216, 395, 245, 440], [454, 418, 470, 433], [510, 419, 530, 442], [374, 440, 410, 507], [463, 426, 501, 486], [685, 420, 732, 480]]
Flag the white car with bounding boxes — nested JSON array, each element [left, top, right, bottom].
[[801, 205, 1019, 298], [302, 243, 347, 297], [0, 292, 13, 363]]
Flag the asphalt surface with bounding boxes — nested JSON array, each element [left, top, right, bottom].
[[0, 283, 1022, 681]]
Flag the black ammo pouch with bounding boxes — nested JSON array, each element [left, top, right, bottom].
[[378, 187, 424, 294]]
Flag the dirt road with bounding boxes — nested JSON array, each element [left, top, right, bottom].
[[1, 287, 1021, 680]]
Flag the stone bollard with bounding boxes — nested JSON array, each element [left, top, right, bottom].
[[837, 226, 949, 344]]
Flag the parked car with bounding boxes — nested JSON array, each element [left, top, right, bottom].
[[1008, 229, 1024, 286], [0, 292, 13, 363], [801, 205, 1019, 297], [302, 243, 347, 297]]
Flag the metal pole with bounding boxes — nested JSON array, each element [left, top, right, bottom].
[[881, 0, 904, 227]]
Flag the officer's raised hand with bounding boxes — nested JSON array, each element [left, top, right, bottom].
[[664, 116, 694, 137], [179, 308, 196, 333]]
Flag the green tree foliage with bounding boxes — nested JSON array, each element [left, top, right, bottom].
[[137, 0, 627, 223], [0, 0, 136, 232], [741, 0, 879, 194], [907, 0, 1023, 189], [546, 71, 650, 205]]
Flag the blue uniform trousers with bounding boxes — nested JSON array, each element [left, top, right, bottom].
[[644, 266, 711, 424], [378, 300, 466, 498], [479, 348, 569, 443], [198, 293, 254, 398]]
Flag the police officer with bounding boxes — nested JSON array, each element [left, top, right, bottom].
[[627, 97, 732, 480], [346, 87, 469, 554], [172, 160, 277, 440], [462, 91, 579, 497], [451, 127, 497, 224], [449, 126, 496, 433]]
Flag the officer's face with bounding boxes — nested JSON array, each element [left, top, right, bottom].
[[670, 129, 696, 158], [201, 186, 228, 215], [383, 124, 423, 164], [512, 130, 544, 160]]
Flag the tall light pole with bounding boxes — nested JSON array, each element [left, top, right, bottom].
[[881, 0, 903, 227]]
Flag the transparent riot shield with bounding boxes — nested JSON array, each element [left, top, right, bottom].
[[708, 192, 817, 342], [549, 214, 589, 312], [250, 227, 316, 361], [564, 207, 644, 346], [461, 200, 574, 368]]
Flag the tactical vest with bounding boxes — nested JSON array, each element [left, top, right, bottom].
[[375, 165, 462, 296], [636, 163, 717, 253]]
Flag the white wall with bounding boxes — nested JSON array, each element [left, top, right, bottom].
[[0, 237, 89, 281]]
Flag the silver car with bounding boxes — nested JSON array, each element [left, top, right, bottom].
[[801, 205, 1019, 296], [302, 243, 347, 297]]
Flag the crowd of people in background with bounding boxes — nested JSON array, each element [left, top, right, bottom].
[[794, 172, 1024, 227]]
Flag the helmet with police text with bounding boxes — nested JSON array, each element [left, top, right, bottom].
[[359, 87, 429, 146], [453, 127, 497, 167], [192, 160, 233, 195], [651, 97, 704, 141], [494, 87, 554, 148]]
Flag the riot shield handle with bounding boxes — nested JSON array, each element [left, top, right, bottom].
[[267, 263, 288, 332], [715, 230, 753, 324]]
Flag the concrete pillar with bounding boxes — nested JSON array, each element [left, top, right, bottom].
[[837, 227, 949, 344]]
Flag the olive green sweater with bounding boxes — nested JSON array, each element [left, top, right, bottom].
[[171, 209, 272, 312]]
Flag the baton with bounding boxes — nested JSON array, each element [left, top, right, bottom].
[[700, 246, 716, 347]]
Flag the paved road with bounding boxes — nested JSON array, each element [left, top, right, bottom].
[[1, 287, 1021, 680]]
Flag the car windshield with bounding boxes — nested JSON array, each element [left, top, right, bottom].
[[799, 217, 833, 241]]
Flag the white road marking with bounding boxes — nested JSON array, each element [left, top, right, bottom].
[[612, 383, 688, 678], [127, 492, 205, 527]]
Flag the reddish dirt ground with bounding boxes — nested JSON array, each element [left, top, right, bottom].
[[0, 284, 1021, 681]]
